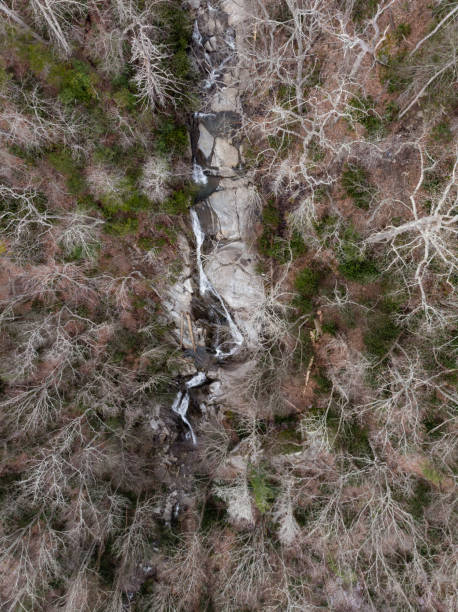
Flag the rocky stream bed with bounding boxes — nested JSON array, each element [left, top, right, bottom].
[[163, 0, 264, 444]]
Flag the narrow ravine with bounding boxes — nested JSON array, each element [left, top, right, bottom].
[[165, 0, 264, 443]]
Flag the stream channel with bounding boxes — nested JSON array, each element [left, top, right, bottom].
[[167, 0, 264, 444]]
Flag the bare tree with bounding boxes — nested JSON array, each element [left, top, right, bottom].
[[28, 0, 88, 55], [272, 477, 301, 546], [0, 515, 65, 611], [56, 210, 103, 259], [213, 528, 275, 610], [366, 146, 457, 328], [0, 84, 83, 150], [141, 156, 172, 201], [361, 343, 458, 452], [0, 184, 101, 263], [0, 1, 47, 42], [213, 472, 255, 527], [114, 499, 156, 558], [399, 18, 458, 119], [129, 20, 181, 109]]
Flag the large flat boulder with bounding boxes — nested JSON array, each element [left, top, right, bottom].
[[197, 123, 214, 159], [211, 137, 239, 173], [204, 242, 264, 346]]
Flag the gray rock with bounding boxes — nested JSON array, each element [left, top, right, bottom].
[[205, 36, 218, 52], [201, 111, 241, 137], [211, 137, 239, 172], [206, 181, 253, 241], [198, 123, 214, 159], [205, 242, 264, 346], [221, 0, 248, 26]]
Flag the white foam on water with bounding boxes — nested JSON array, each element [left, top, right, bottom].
[[190, 208, 243, 358], [192, 162, 208, 185], [171, 391, 197, 445], [192, 20, 203, 46], [186, 372, 207, 389]]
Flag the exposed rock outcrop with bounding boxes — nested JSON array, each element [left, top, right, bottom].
[[164, 0, 263, 444]]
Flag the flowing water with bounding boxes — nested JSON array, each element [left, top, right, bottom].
[[189, 208, 244, 359], [170, 1, 254, 443]]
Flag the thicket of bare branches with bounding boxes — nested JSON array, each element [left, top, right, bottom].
[[0, 0, 456, 610]]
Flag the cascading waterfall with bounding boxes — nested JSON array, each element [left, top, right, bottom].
[[190, 208, 244, 358], [192, 162, 208, 185], [170, 6, 248, 444], [171, 372, 208, 446]]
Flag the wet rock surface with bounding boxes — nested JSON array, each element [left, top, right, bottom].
[[164, 0, 263, 449]]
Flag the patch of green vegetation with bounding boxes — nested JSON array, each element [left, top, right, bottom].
[[261, 198, 280, 227], [277, 84, 295, 108], [14, 36, 98, 107], [123, 191, 152, 212], [303, 60, 322, 93], [248, 467, 276, 514], [111, 64, 140, 112], [104, 415, 125, 431], [434, 338, 458, 385], [327, 554, 358, 586], [0, 63, 9, 89], [336, 420, 373, 463], [338, 254, 378, 283], [14, 36, 54, 74], [322, 320, 338, 336], [293, 267, 320, 312], [259, 199, 284, 261], [160, 184, 196, 215], [352, 0, 380, 23], [421, 462, 444, 487], [158, 1, 195, 86], [379, 50, 411, 93], [108, 328, 146, 362], [384, 100, 400, 123], [394, 22, 412, 45], [267, 133, 294, 157], [156, 222, 178, 244], [422, 406, 446, 441], [47, 149, 87, 196], [407, 479, 432, 520], [337, 228, 379, 283], [137, 236, 156, 251], [243, 142, 263, 169], [8, 143, 44, 164], [259, 199, 307, 263], [51, 60, 98, 106], [63, 244, 98, 262], [307, 137, 325, 162], [431, 0, 458, 21], [364, 300, 400, 357], [154, 118, 188, 158], [314, 185, 330, 203], [431, 121, 453, 142], [341, 163, 376, 209], [275, 428, 302, 454], [313, 215, 338, 245], [349, 94, 384, 137], [314, 369, 332, 394], [290, 230, 307, 258], [113, 87, 137, 112], [105, 216, 139, 236], [422, 169, 448, 194]]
